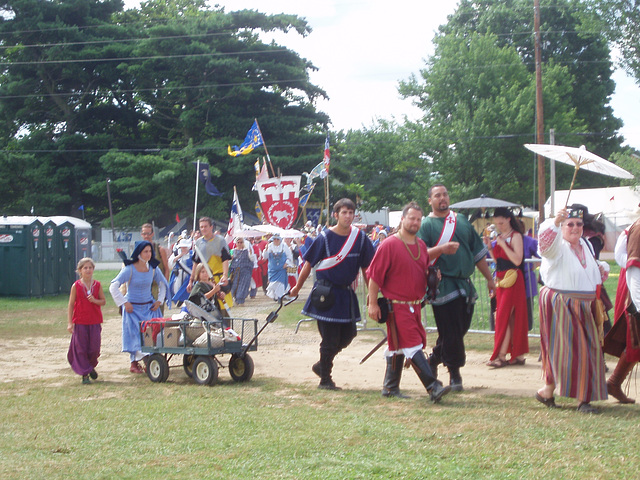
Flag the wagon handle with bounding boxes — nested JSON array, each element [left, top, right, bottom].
[[241, 294, 298, 356]]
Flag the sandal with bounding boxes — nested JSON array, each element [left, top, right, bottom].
[[486, 358, 509, 368], [535, 392, 558, 408], [509, 358, 526, 366]]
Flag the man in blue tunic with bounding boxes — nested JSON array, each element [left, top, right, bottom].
[[290, 199, 375, 390]]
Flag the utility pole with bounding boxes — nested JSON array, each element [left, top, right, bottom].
[[534, 0, 545, 221]]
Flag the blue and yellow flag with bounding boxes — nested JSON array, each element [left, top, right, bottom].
[[228, 120, 263, 157], [255, 201, 264, 222]]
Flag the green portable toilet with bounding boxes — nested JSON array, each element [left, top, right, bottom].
[[42, 220, 59, 295], [57, 221, 76, 294], [0, 216, 44, 297]]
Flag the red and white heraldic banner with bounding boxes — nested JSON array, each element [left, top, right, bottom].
[[256, 176, 301, 229]]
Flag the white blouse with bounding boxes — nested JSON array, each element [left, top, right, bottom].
[[538, 218, 603, 292]]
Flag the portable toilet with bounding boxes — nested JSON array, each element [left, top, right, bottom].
[[49, 216, 92, 264], [57, 221, 76, 294], [0, 216, 44, 297], [42, 220, 59, 295]]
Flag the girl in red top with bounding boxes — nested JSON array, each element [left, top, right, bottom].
[[67, 258, 106, 384]]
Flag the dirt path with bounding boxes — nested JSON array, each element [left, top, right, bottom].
[[0, 287, 621, 401]]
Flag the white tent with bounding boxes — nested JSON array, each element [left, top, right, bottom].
[[544, 186, 640, 251]]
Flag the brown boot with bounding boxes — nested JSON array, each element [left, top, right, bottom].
[[607, 351, 636, 404]]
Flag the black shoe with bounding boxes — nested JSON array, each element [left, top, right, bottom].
[[450, 377, 463, 392], [428, 381, 451, 403], [577, 402, 600, 414], [382, 389, 410, 399], [312, 362, 322, 378], [89, 369, 98, 380], [318, 380, 342, 390]]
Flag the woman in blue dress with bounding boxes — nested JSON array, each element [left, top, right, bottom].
[[109, 241, 169, 373]]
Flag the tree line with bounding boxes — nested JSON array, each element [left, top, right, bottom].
[[1, 0, 638, 227]]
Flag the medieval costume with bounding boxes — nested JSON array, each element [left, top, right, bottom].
[[538, 218, 607, 405]]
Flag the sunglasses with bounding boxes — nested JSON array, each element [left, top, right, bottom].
[[565, 222, 584, 228]]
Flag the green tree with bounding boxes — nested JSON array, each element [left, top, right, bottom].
[[0, 0, 328, 225], [330, 121, 427, 212], [441, 0, 623, 159], [581, 0, 640, 83], [399, 32, 586, 206]]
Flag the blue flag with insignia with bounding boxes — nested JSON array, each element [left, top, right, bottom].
[[227, 120, 263, 157]]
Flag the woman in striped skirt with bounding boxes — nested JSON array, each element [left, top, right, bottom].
[[536, 207, 609, 413]]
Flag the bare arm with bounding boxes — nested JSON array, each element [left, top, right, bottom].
[[476, 257, 496, 297], [367, 278, 381, 322], [67, 284, 76, 333], [160, 246, 170, 281]]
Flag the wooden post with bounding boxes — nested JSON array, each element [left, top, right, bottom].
[[534, 0, 545, 221]]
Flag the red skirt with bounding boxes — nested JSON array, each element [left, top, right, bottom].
[[490, 269, 529, 360]]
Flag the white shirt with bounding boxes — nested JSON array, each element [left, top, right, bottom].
[[538, 218, 602, 292]]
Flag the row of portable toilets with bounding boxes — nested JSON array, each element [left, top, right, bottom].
[[0, 216, 92, 297]]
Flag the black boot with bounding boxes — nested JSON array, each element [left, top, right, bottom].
[[410, 350, 451, 403], [318, 353, 341, 390], [382, 355, 409, 399], [427, 353, 440, 380], [448, 365, 463, 392]]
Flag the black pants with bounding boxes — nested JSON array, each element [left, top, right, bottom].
[[317, 320, 357, 357], [431, 296, 474, 369]]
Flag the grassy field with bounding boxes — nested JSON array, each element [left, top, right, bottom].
[[2, 267, 639, 479]]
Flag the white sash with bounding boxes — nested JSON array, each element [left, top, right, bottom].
[[316, 226, 359, 271], [430, 211, 457, 265]]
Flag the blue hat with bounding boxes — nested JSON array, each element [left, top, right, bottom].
[[124, 240, 160, 268]]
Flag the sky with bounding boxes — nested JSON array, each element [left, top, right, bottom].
[[125, 0, 640, 151]]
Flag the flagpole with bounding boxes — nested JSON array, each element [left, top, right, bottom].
[[254, 118, 277, 177], [193, 159, 200, 233], [324, 175, 330, 227]]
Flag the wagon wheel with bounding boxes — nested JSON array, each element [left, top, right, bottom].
[[183, 355, 195, 378], [229, 353, 254, 382], [146, 354, 169, 383], [192, 356, 218, 386]]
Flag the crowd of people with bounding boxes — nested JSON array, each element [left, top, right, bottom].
[[64, 187, 640, 416]]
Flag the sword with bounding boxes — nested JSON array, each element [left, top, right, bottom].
[[360, 336, 387, 364]]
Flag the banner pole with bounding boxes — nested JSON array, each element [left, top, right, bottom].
[[255, 118, 276, 177], [193, 159, 200, 233]]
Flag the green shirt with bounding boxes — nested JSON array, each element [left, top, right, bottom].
[[417, 212, 488, 305]]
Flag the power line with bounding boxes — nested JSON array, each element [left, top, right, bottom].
[[0, 47, 288, 66], [0, 131, 617, 155]]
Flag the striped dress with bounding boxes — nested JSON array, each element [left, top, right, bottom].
[[539, 288, 607, 402], [538, 219, 607, 403]]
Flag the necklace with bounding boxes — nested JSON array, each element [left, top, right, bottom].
[[397, 232, 421, 261], [81, 279, 94, 293]]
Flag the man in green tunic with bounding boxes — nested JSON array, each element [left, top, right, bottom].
[[418, 185, 496, 391]]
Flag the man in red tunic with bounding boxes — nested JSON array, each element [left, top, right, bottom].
[[605, 218, 640, 403], [367, 202, 451, 403]]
